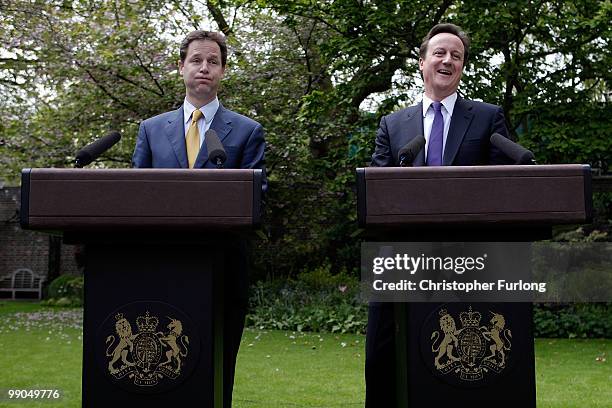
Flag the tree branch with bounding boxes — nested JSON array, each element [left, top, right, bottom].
[[349, 57, 406, 107], [111, 70, 165, 97], [207, 0, 233, 36], [131, 48, 166, 96], [83, 68, 137, 113]]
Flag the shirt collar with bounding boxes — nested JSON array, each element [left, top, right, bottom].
[[183, 97, 220, 125], [422, 92, 458, 117]]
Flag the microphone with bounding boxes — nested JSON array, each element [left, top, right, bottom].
[[205, 129, 227, 168], [490, 133, 536, 165], [398, 136, 425, 167], [75, 131, 121, 168]]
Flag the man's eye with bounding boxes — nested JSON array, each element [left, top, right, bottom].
[[209, 59, 218, 65]]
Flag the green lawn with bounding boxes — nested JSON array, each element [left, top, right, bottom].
[[535, 338, 611, 408], [0, 302, 609, 407], [235, 329, 364, 407], [0, 304, 82, 408]]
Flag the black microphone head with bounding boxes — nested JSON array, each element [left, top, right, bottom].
[[75, 131, 121, 167], [204, 129, 227, 166], [398, 135, 426, 166], [516, 150, 536, 165], [490, 133, 535, 165]]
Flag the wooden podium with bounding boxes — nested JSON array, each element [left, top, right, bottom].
[[21, 168, 263, 408], [357, 164, 592, 408]]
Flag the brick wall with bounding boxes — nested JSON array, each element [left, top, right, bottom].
[[0, 186, 80, 283]]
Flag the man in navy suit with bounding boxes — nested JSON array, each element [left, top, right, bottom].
[[132, 31, 265, 178], [366, 23, 511, 407], [132, 30, 265, 408]]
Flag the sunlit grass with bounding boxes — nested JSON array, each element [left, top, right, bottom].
[[535, 338, 611, 408], [234, 329, 364, 407], [0, 302, 609, 407], [0, 305, 82, 408]]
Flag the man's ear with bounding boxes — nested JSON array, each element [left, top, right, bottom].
[[178, 59, 184, 76], [418, 57, 424, 71]]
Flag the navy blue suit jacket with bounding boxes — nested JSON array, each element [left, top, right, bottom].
[[365, 97, 512, 408], [371, 97, 511, 167], [132, 103, 267, 191]]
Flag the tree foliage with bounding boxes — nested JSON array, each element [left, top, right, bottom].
[[1, 0, 610, 278]]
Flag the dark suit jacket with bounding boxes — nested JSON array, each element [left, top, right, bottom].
[[371, 97, 511, 167], [132, 103, 267, 191], [365, 97, 512, 408]]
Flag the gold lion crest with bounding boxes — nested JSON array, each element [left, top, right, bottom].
[[431, 306, 512, 381], [105, 311, 190, 386]]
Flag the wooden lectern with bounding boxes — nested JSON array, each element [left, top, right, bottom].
[[356, 164, 592, 408], [21, 168, 263, 408]]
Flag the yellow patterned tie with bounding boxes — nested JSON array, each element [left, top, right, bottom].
[[186, 109, 203, 168]]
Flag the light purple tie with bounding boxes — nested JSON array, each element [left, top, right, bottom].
[[426, 101, 443, 166]]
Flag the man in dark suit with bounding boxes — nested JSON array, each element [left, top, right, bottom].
[[366, 23, 511, 407], [132, 31, 265, 177], [132, 30, 265, 408]]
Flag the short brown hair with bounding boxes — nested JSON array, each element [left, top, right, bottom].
[[179, 30, 227, 67], [419, 23, 470, 66]]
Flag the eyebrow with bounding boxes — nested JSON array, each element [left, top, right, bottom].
[[189, 51, 219, 59], [432, 47, 463, 55]]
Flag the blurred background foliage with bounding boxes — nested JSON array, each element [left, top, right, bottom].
[[1, 0, 610, 280]]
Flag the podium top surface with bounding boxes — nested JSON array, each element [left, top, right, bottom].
[[357, 164, 592, 228], [21, 168, 262, 232], [361, 164, 588, 178], [26, 167, 257, 180]]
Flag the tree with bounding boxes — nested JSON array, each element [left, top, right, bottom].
[[458, 0, 612, 169], [0, 0, 191, 177], [1, 0, 609, 278]]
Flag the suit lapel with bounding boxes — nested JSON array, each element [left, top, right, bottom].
[[403, 103, 425, 166], [165, 106, 189, 168], [194, 103, 233, 168], [444, 97, 474, 165], [210, 104, 233, 143]]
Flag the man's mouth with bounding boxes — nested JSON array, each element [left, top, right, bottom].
[[437, 69, 452, 76]]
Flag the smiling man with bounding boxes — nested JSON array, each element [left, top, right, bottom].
[[366, 23, 511, 407], [132, 30, 265, 408], [371, 23, 510, 168]]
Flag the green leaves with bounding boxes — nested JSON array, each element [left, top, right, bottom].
[[0, 0, 610, 280], [247, 266, 367, 334]]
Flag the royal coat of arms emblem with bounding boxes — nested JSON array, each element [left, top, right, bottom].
[[430, 306, 512, 382], [105, 311, 190, 387]]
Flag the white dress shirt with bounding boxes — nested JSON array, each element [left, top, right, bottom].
[[183, 97, 220, 147]]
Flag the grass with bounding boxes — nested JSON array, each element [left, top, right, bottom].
[[0, 303, 82, 408], [234, 329, 364, 407], [0, 302, 610, 407], [535, 338, 611, 408]]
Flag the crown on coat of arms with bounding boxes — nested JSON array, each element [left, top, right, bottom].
[[136, 311, 159, 332], [460, 306, 481, 327]]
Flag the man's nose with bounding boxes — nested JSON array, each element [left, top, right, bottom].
[[199, 61, 209, 72], [442, 53, 451, 64]]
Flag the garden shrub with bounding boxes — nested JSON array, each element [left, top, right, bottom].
[[43, 275, 83, 307], [247, 266, 610, 338], [533, 303, 612, 338], [247, 264, 367, 334]]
